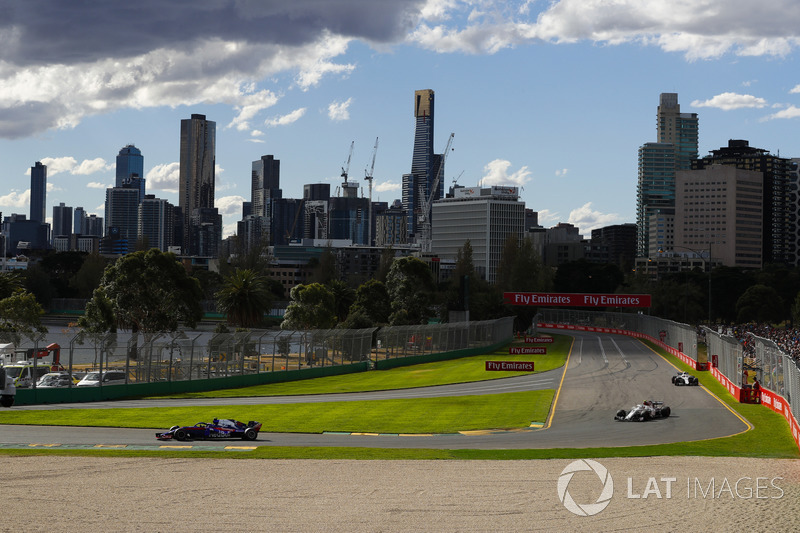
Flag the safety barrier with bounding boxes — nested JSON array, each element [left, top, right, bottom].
[[538, 309, 800, 452], [8, 316, 515, 405]]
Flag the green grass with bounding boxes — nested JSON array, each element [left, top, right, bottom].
[[1, 333, 798, 460], [0, 390, 555, 434], [146, 335, 572, 398]]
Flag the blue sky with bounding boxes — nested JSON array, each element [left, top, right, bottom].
[[2, 0, 800, 238]]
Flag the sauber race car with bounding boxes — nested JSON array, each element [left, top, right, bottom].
[[615, 400, 671, 421], [672, 371, 699, 386], [156, 419, 262, 441]]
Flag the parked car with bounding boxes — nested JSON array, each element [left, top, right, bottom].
[[2, 362, 53, 388], [36, 372, 81, 388], [76, 370, 128, 387]]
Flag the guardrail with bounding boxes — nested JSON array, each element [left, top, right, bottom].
[[537, 309, 800, 452]]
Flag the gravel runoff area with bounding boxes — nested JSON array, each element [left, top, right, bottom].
[[3, 456, 798, 532]]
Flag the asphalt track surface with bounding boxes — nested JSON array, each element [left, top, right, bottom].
[[0, 330, 750, 450]]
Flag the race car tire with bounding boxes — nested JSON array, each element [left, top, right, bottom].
[[661, 406, 671, 418], [243, 428, 258, 441], [0, 395, 13, 408], [691, 379, 698, 386], [616, 409, 626, 418], [643, 411, 652, 421], [174, 429, 187, 441], [671, 376, 677, 384]]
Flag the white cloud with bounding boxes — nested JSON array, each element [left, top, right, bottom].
[[86, 182, 110, 189], [555, 168, 568, 177], [226, 89, 280, 131], [215, 195, 247, 216], [762, 105, 800, 120], [0, 189, 30, 208], [25, 156, 112, 177], [265, 107, 307, 127], [73, 158, 113, 175], [691, 92, 767, 110], [536, 208, 560, 226], [146, 162, 180, 193], [479, 159, 532, 187], [375, 180, 402, 192], [328, 98, 353, 121], [566, 202, 621, 233]]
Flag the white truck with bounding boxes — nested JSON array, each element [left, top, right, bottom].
[[0, 343, 17, 407]]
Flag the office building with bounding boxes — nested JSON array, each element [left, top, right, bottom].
[[636, 93, 699, 257], [252, 155, 280, 219], [591, 223, 637, 271], [74, 207, 86, 235], [105, 186, 140, 254], [116, 144, 145, 201], [179, 114, 216, 254], [84, 214, 104, 237], [431, 186, 524, 283], [375, 200, 407, 246], [30, 161, 46, 224], [675, 164, 763, 269]]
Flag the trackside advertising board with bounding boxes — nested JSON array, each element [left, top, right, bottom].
[[525, 336, 553, 343], [509, 346, 546, 355], [486, 361, 534, 371], [504, 292, 651, 308]]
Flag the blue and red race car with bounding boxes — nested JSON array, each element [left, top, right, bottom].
[[156, 419, 262, 441]]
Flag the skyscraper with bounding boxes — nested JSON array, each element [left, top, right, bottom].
[[251, 154, 280, 219], [30, 161, 46, 223], [105, 186, 140, 254], [74, 207, 86, 235], [179, 114, 216, 254], [139, 195, 174, 252], [402, 89, 444, 239], [636, 93, 698, 256], [116, 145, 145, 201]]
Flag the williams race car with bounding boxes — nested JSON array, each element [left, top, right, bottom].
[[672, 371, 699, 386], [156, 419, 262, 441], [615, 400, 671, 421]]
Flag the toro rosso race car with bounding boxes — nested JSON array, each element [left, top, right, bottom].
[[672, 371, 699, 386], [615, 400, 671, 421], [156, 419, 262, 441]]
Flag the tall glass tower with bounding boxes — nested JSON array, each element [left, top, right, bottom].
[[30, 161, 47, 223], [402, 89, 443, 238], [116, 144, 145, 201], [179, 114, 216, 254]]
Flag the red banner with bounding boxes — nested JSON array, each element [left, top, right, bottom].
[[524, 336, 554, 343], [509, 347, 546, 355], [486, 361, 535, 371], [504, 292, 651, 308]]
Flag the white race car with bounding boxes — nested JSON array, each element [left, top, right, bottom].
[[615, 400, 671, 421], [672, 371, 699, 386]]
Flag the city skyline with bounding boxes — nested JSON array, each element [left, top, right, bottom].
[[2, 2, 800, 239]]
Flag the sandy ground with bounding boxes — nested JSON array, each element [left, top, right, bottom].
[[2, 456, 798, 532]]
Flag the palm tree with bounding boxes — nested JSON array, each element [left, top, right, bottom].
[[215, 269, 273, 328]]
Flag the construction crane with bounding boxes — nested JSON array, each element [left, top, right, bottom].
[[364, 137, 378, 246], [419, 132, 455, 252], [341, 141, 354, 184]]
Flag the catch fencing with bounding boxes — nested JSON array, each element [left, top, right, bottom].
[[538, 309, 800, 451], [2, 316, 514, 388]]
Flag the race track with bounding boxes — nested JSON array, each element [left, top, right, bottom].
[[0, 330, 750, 450]]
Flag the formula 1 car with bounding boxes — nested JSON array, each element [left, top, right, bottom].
[[156, 419, 262, 441], [672, 371, 699, 386], [615, 400, 671, 421]]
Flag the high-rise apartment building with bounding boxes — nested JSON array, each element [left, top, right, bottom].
[[139, 195, 174, 252], [179, 114, 216, 255], [52, 202, 72, 239], [636, 93, 699, 257], [116, 144, 145, 201], [690, 139, 795, 266], [30, 161, 47, 224], [74, 207, 86, 235], [402, 89, 444, 239]]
